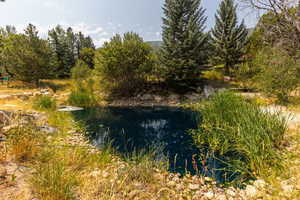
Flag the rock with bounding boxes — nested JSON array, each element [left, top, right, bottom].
[[153, 95, 163, 102], [38, 126, 57, 134], [184, 93, 201, 101], [245, 185, 257, 198], [281, 184, 294, 193], [167, 181, 176, 187], [189, 184, 200, 190], [253, 179, 266, 189], [204, 191, 214, 199], [168, 94, 180, 101], [58, 106, 84, 112], [90, 170, 101, 177], [0, 134, 6, 142], [140, 94, 153, 101], [226, 187, 236, 196], [203, 85, 215, 98]]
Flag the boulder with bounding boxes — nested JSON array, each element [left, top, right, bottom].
[[140, 94, 153, 101], [38, 126, 57, 134], [184, 93, 202, 101], [168, 94, 180, 101]]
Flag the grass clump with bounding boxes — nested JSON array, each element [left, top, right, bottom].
[[6, 124, 45, 162], [190, 91, 288, 185], [33, 95, 57, 111], [68, 80, 97, 108], [121, 149, 168, 184], [31, 159, 78, 200]]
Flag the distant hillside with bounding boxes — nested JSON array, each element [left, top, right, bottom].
[[146, 41, 163, 50]]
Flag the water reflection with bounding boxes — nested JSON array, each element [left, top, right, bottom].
[[72, 106, 201, 174]]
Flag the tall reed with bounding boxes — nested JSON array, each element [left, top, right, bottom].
[[190, 91, 288, 185]]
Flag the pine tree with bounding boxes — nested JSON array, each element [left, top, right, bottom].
[[211, 0, 248, 75], [161, 0, 208, 84]]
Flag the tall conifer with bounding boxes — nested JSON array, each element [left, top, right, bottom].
[[161, 0, 208, 84], [211, 0, 248, 75]]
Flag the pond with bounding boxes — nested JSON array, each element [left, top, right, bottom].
[[72, 106, 203, 173], [72, 106, 225, 180]]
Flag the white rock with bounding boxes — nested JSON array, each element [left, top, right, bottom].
[[226, 187, 236, 196], [245, 185, 257, 198], [204, 191, 214, 199], [254, 179, 266, 189], [90, 170, 101, 177], [140, 94, 153, 101], [189, 184, 200, 190], [281, 184, 294, 193]]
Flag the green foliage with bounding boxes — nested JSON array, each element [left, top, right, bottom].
[[48, 26, 95, 78], [94, 32, 154, 96], [160, 0, 208, 83], [252, 48, 300, 103], [33, 95, 57, 111], [71, 60, 92, 81], [211, 0, 248, 75], [79, 47, 95, 69], [68, 84, 96, 108], [202, 69, 224, 80], [190, 92, 287, 184], [1, 24, 53, 85]]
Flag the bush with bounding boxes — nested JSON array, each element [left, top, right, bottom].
[[68, 88, 96, 108], [252, 48, 300, 103], [94, 32, 155, 97], [33, 95, 57, 111], [190, 92, 288, 184], [71, 60, 92, 82]]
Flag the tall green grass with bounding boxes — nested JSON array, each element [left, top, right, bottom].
[[33, 95, 57, 111], [190, 91, 288, 185]]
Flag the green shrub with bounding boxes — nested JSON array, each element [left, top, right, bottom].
[[71, 60, 92, 82], [94, 32, 155, 97], [252, 48, 300, 103], [190, 91, 288, 185], [33, 95, 57, 111], [68, 88, 96, 108]]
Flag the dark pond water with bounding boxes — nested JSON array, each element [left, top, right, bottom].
[[72, 106, 204, 174]]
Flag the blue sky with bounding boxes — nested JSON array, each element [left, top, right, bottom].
[[0, 0, 257, 46]]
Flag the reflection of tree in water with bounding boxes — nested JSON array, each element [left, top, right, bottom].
[[72, 107, 200, 174]]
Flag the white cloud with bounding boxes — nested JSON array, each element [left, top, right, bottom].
[[14, 21, 115, 47]]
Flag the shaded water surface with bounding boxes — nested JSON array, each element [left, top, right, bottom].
[[72, 106, 201, 174]]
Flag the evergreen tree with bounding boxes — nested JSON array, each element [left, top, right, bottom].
[[161, 0, 208, 84], [48, 25, 69, 77], [48, 26, 95, 77], [211, 0, 248, 75]]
